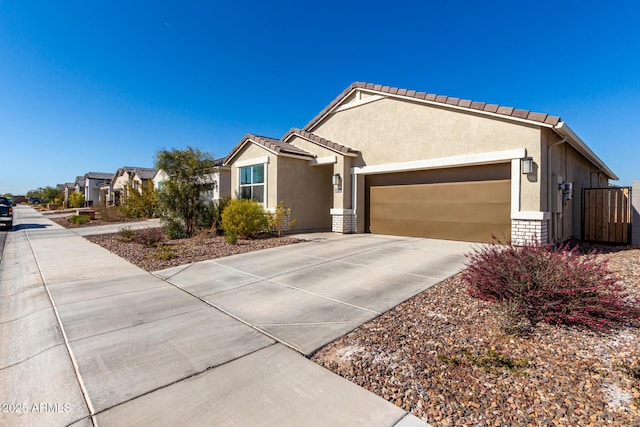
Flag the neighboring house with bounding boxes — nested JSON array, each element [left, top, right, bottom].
[[74, 176, 85, 197], [153, 159, 231, 202], [200, 159, 231, 202], [223, 82, 617, 243], [152, 169, 169, 192], [57, 182, 75, 204], [82, 172, 114, 207], [109, 166, 157, 205]]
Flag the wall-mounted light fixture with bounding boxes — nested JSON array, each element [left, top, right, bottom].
[[332, 173, 342, 190], [521, 157, 533, 174]]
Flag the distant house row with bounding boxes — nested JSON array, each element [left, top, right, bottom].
[[58, 161, 230, 207]]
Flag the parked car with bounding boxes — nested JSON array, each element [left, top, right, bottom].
[[0, 196, 13, 230], [29, 197, 41, 204]]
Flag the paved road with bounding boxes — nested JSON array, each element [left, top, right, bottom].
[[1, 206, 471, 426]]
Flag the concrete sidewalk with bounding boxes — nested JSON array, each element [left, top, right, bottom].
[[1, 206, 429, 427], [70, 218, 161, 236]]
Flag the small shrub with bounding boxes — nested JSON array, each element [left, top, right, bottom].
[[68, 192, 85, 208], [67, 214, 90, 225], [221, 199, 268, 244], [267, 201, 297, 237], [465, 348, 530, 373], [225, 231, 238, 245], [153, 244, 177, 260], [162, 217, 188, 240], [437, 354, 462, 367], [133, 227, 165, 247], [462, 240, 640, 331], [97, 205, 126, 222], [117, 227, 136, 242], [119, 182, 158, 219]]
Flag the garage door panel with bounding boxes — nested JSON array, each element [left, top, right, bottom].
[[368, 178, 510, 243], [370, 219, 511, 242], [370, 201, 510, 223]]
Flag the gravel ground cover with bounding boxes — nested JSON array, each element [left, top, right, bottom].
[[84, 231, 302, 271], [312, 247, 640, 427], [51, 213, 303, 270], [49, 214, 140, 228]]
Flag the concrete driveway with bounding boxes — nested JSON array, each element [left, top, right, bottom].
[[155, 234, 473, 355], [2, 206, 471, 426]]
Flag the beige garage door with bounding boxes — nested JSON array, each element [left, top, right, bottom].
[[366, 165, 511, 243]]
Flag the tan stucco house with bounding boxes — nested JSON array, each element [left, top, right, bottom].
[[224, 82, 617, 243], [107, 166, 157, 205], [152, 159, 231, 202]]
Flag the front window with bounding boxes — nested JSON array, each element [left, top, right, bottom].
[[239, 164, 265, 203]]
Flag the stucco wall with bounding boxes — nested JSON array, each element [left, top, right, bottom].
[[153, 170, 169, 190], [285, 134, 354, 212], [229, 143, 278, 207], [217, 169, 231, 200], [276, 156, 333, 231], [312, 96, 543, 213], [312, 97, 541, 165], [112, 172, 130, 192], [84, 179, 102, 205], [541, 128, 609, 241]]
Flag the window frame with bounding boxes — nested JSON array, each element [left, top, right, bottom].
[[238, 162, 267, 206]]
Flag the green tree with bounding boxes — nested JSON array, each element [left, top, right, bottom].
[[27, 186, 63, 203], [41, 186, 63, 203], [120, 181, 158, 218], [155, 147, 217, 237], [68, 191, 85, 208]]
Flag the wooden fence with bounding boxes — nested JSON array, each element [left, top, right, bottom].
[[583, 187, 632, 244]]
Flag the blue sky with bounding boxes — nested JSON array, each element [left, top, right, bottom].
[[1, 1, 639, 195]]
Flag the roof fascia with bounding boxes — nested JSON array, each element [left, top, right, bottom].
[[306, 87, 359, 132], [278, 152, 315, 161], [224, 138, 279, 166], [283, 132, 358, 157], [553, 122, 618, 180], [306, 87, 558, 132]]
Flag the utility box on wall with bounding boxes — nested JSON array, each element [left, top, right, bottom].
[[633, 181, 640, 245]]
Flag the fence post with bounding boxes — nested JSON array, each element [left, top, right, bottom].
[[633, 182, 640, 245]]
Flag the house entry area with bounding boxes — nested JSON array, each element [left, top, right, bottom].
[[365, 163, 511, 243]]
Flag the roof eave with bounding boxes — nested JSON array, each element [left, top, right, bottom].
[[283, 130, 359, 157], [305, 84, 561, 132], [554, 122, 618, 181]]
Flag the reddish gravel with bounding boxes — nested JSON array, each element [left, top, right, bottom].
[[312, 248, 640, 427], [84, 231, 302, 271]]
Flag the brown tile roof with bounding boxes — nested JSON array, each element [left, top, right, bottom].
[[303, 82, 561, 131], [249, 134, 314, 157], [224, 133, 314, 165], [282, 128, 358, 155]]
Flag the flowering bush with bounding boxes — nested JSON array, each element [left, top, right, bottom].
[[462, 240, 640, 331]]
